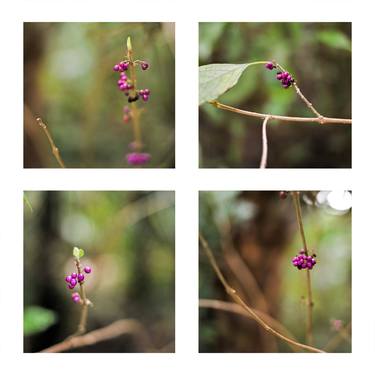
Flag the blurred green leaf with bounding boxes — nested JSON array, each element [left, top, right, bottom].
[[23, 194, 33, 212], [317, 30, 351, 52], [199, 63, 250, 105], [24, 306, 57, 335], [199, 23, 226, 61]]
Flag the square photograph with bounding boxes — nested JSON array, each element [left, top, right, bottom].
[[199, 191, 351, 352], [199, 23, 352, 168], [24, 22, 175, 168], [24, 191, 175, 352]]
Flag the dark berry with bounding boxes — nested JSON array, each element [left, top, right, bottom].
[[279, 191, 288, 200], [265, 62, 275, 70], [71, 273, 77, 279], [84, 266, 92, 274], [78, 274, 85, 282], [141, 62, 149, 70]]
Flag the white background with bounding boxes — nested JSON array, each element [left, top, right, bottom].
[[0, 0, 373, 373]]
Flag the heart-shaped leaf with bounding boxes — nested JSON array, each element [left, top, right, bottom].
[[199, 63, 250, 105]]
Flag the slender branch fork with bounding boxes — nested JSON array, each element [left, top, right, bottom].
[[36, 117, 66, 168], [209, 60, 351, 168], [292, 192, 314, 346], [199, 233, 325, 353]]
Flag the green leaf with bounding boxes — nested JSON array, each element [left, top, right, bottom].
[[317, 30, 351, 52], [199, 63, 250, 105], [24, 306, 57, 336], [73, 246, 85, 259]]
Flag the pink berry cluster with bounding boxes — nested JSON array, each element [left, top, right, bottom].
[[113, 60, 151, 103], [292, 250, 317, 270], [65, 266, 92, 303], [265, 61, 295, 89]]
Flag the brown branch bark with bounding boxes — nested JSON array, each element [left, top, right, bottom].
[[40, 319, 154, 353], [211, 101, 352, 125]]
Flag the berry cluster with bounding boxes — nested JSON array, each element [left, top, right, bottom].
[[113, 60, 151, 103], [265, 61, 295, 89], [126, 152, 151, 165], [292, 250, 317, 270], [65, 266, 92, 303]]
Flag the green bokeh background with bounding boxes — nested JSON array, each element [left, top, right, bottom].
[[24, 191, 175, 352], [199, 23, 351, 168], [24, 23, 175, 168], [199, 191, 351, 352]]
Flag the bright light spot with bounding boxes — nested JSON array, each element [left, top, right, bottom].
[[327, 191, 352, 211]]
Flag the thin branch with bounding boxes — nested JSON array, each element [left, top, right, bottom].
[[199, 234, 325, 353], [260, 116, 270, 168], [40, 319, 155, 353], [274, 63, 323, 119], [35, 117, 66, 168], [199, 298, 300, 352], [291, 192, 313, 346], [210, 101, 352, 125]]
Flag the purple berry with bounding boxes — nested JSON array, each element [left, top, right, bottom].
[[142, 95, 149, 102], [276, 72, 283, 80], [65, 275, 72, 283], [144, 89, 150, 95], [78, 274, 85, 282], [84, 266, 92, 274], [113, 64, 120, 72], [72, 295, 80, 303], [126, 152, 151, 166], [70, 278, 77, 287], [68, 284, 75, 289], [71, 273, 77, 279], [265, 62, 275, 70], [141, 62, 149, 70]]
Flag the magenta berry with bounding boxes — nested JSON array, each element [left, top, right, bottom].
[[78, 273, 85, 282], [126, 152, 151, 166], [265, 62, 275, 70], [65, 275, 72, 283], [70, 278, 77, 287], [141, 62, 149, 70], [292, 250, 317, 270], [71, 272, 77, 279], [84, 266, 92, 274], [67, 283, 75, 289], [72, 293, 80, 303]]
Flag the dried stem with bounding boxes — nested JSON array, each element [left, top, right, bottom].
[[127, 37, 142, 151], [40, 319, 155, 353], [73, 257, 91, 336], [199, 233, 325, 353], [210, 101, 352, 125], [291, 192, 313, 346], [199, 298, 300, 352], [35, 117, 66, 168], [260, 115, 270, 168]]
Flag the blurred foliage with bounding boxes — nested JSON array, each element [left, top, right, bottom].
[[199, 23, 351, 168], [24, 191, 175, 352], [199, 191, 351, 352], [24, 306, 57, 336], [24, 23, 175, 168]]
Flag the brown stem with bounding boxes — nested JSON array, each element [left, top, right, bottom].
[[73, 258, 91, 335], [210, 101, 352, 125], [260, 116, 270, 168], [127, 39, 142, 151], [199, 234, 325, 353], [39, 319, 155, 353], [199, 298, 300, 352], [35, 117, 66, 168], [291, 192, 313, 346]]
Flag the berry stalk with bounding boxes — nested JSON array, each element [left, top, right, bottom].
[[291, 192, 314, 346]]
